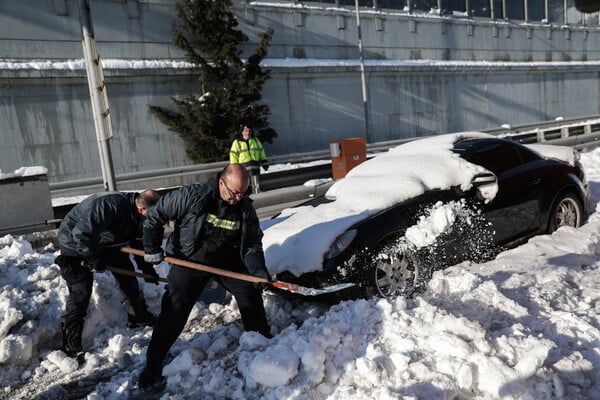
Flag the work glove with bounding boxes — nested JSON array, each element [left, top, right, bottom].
[[261, 161, 269, 171], [139, 263, 160, 285], [54, 255, 67, 267], [82, 259, 106, 272], [92, 262, 107, 272], [254, 281, 273, 291], [144, 248, 164, 264], [253, 270, 273, 291]]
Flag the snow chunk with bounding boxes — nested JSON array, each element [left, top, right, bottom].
[[0, 334, 33, 364], [405, 200, 469, 248], [0, 306, 23, 339], [47, 350, 78, 373], [552, 351, 594, 388], [2, 238, 35, 259], [247, 345, 299, 387]]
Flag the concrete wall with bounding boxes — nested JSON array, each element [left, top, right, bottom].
[[0, 0, 179, 61], [263, 63, 600, 154], [1, 0, 600, 187], [0, 67, 193, 182]]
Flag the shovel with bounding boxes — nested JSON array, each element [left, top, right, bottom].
[[107, 265, 168, 284], [79, 260, 168, 284], [120, 246, 355, 296]]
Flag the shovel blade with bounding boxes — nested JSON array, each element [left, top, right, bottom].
[[272, 281, 355, 296]]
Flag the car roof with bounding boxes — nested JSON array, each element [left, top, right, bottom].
[[453, 136, 578, 166], [452, 136, 516, 154]]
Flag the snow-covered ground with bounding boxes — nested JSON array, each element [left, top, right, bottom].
[[2, 146, 600, 399]]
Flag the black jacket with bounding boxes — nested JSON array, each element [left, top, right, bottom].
[[143, 176, 269, 279], [57, 192, 142, 268]]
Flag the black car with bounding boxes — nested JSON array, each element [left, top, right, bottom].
[[264, 134, 589, 300]]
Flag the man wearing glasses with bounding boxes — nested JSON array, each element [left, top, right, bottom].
[[138, 163, 272, 388]]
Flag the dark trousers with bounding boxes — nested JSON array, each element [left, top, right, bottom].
[[57, 248, 141, 330], [145, 264, 270, 369], [242, 162, 261, 194], [241, 161, 260, 177]]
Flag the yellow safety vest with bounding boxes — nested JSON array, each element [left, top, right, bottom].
[[230, 138, 266, 164]]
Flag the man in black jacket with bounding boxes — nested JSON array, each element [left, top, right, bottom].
[[55, 189, 161, 357], [138, 164, 271, 388]]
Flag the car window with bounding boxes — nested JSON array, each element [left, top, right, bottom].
[[516, 145, 540, 164], [469, 142, 528, 174]]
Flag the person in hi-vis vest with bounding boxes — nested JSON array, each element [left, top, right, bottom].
[[229, 125, 268, 194]]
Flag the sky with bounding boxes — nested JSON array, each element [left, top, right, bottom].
[[2, 135, 600, 399]]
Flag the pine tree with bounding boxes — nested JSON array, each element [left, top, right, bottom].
[[149, 0, 277, 163]]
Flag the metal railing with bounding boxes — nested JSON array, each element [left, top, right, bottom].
[[483, 115, 600, 149]]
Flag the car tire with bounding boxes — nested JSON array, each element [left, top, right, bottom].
[[363, 206, 494, 298], [364, 243, 429, 298], [548, 193, 583, 233]]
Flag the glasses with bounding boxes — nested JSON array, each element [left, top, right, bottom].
[[221, 179, 246, 199]]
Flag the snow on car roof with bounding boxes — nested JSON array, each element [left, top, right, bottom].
[[263, 132, 494, 277], [527, 143, 578, 165]]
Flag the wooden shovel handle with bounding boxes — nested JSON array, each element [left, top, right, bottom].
[[120, 246, 269, 284], [107, 265, 168, 283]]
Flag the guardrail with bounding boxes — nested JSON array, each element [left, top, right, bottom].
[[483, 115, 600, 149]]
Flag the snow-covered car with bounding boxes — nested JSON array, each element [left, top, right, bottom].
[[262, 132, 589, 299]]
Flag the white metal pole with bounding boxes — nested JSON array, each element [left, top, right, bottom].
[[78, 0, 117, 191], [354, 0, 370, 142]]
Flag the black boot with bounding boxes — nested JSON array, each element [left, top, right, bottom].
[[138, 362, 164, 389], [61, 322, 84, 357], [124, 293, 156, 327]]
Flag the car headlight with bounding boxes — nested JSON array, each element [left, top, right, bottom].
[[324, 229, 358, 260]]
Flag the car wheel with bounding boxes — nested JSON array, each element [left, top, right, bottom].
[[367, 245, 426, 298], [548, 193, 583, 232]]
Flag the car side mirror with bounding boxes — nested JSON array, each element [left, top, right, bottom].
[[471, 172, 498, 201]]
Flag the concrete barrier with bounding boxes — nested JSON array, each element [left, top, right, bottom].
[[0, 173, 55, 235]]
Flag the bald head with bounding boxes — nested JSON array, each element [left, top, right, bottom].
[[222, 163, 249, 182], [219, 164, 250, 204], [135, 189, 161, 216]]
